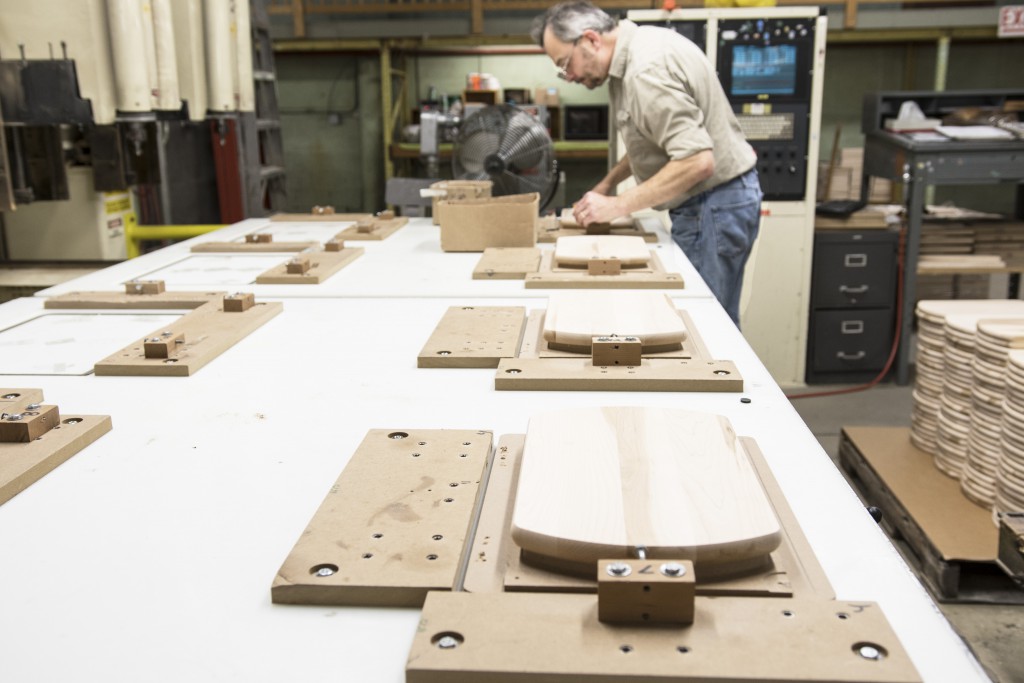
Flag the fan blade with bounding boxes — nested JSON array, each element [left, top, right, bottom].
[[455, 131, 501, 175], [497, 114, 549, 171]]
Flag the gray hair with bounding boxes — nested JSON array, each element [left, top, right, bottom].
[[530, 1, 616, 47]]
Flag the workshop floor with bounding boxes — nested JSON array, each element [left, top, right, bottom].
[[788, 380, 1024, 683]]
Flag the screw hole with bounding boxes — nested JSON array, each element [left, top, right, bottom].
[[427, 554, 438, 561], [310, 563, 338, 577], [388, 432, 408, 440], [677, 646, 690, 654], [620, 645, 633, 654]]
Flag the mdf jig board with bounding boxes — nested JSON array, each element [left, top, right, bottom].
[[253, 247, 364, 285], [191, 221, 355, 252], [418, 303, 742, 391], [0, 388, 111, 506], [0, 310, 183, 375], [407, 591, 921, 683], [272, 429, 494, 607], [334, 215, 409, 241], [43, 290, 282, 376], [510, 407, 781, 575], [465, 431, 833, 598], [529, 249, 684, 289]]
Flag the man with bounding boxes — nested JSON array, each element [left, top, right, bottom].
[[531, 1, 762, 326]]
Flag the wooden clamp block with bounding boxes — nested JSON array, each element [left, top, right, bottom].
[[588, 258, 621, 275], [143, 332, 186, 359], [597, 558, 695, 625], [997, 512, 1024, 584], [0, 405, 60, 443], [125, 280, 166, 295], [286, 256, 311, 274], [223, 293, 255, 312], [245, 233, 273, 243], [324, 239, 345, 252], [591, 336, 642, 366], [312, 205, 335, 215], [356, 220, 375, 234], [377, 210, 395, 219]]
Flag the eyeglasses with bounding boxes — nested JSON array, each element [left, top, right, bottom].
[[554, 38, 581, 81]]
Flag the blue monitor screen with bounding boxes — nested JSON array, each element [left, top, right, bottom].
[[730, 44, 797, 96]]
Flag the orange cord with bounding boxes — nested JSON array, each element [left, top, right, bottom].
[[787, 225, 907, 400]]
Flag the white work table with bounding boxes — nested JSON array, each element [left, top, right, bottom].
[[0, 244, 988, 681], [37, 216, 714, 301]]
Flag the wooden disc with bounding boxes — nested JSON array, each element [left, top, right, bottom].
[[511, 407, 781, 572]]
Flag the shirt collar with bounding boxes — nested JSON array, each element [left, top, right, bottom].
[[608, 19, 637, 80]]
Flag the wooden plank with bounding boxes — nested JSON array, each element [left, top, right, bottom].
[[525, 251, 684, 289], [417, 306, 527, 368], [407, 592, 920, 683], [510, 407, 781, 573], [0, 414, 112, 506], [463, 435, 832, 600], [542, 291, 687, 349], [472, 248, 542, 280], [271, 428, 493, 607], [554, 235, 651, 267], [255, 247, 363, 284]]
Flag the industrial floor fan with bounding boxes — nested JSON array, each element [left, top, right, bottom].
[[452, 104, 559, 211]]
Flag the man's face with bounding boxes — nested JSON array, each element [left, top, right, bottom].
[[543, 28, 607, 90]]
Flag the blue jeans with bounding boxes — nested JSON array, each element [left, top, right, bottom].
[[668, 169, 762, 327]]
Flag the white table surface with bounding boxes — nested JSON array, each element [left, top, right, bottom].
[[0, 290, 988, 683], [37, 217, 714, 300]]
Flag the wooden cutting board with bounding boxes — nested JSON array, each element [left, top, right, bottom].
[[542, 291, 687, 349], [554, 235, 650, 267], [511, 407, 781, 572], [558, 208, 634, 230]]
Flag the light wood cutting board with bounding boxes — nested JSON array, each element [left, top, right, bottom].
[[558, 208, 634, 230], [542, 291, 687, 349], [511, 406, 781, 572], [554, 235, 650, 267]]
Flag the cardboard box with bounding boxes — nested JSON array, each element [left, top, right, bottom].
[[430, 179, 493, 225], [534, 87, 560, 106], [439, 193, 539, 252]]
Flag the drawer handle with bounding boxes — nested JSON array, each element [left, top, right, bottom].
[[845, 254, 868, 267], [836, 351, 867, 361], [841, 320, 865, 334], [839, 285, 869, 295]]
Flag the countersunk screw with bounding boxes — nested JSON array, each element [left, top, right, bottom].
[[660, 562, 686, 577], [26, 403, 41, 410], [437, 636, 459, 649], [606, 562, 631, 577], [315, 566, 335, 577], [5, 413, 24, 421], [858, 645, 882, 661]]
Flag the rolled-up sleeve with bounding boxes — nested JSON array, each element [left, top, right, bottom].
[[632, 68, 713, 161]]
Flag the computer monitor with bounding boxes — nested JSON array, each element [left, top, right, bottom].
[[729, 44, 797, 97]]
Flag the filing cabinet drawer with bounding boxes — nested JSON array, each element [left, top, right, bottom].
[[811, 233, 897, 309], [810, 308, 895, 373]]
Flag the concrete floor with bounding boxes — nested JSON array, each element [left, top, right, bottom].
[[788, 381, 1024, 683]]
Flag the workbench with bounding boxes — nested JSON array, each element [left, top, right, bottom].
[[861, 89, 1024, 384], [0, 216, 990, 682]]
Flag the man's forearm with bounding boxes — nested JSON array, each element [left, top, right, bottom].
[[616, 150, 714, 214]]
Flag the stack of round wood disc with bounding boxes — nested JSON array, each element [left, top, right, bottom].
[[911, 302, 952, 454], [997, 349, 1024, 517], [935, 314, 977, 477], [962, 319, 1024, 508], [912, 301, 1024, 474]]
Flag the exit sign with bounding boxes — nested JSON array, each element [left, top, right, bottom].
[[999, 5, 1024, 37]]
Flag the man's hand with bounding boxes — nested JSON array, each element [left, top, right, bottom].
[[573, 191, 627, 227]]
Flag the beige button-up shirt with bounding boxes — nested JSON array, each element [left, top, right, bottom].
[[608, 20, 756, 209]]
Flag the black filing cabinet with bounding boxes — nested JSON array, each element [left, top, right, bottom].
[[806, 229, 898, 384]]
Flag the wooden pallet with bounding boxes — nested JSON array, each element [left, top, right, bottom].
[[839, 426, 1024, 604]]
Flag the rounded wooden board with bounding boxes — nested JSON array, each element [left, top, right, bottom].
[[541, 291, 687, 349], [510, 406, 781, 571], [554, 235, 651, 266]]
